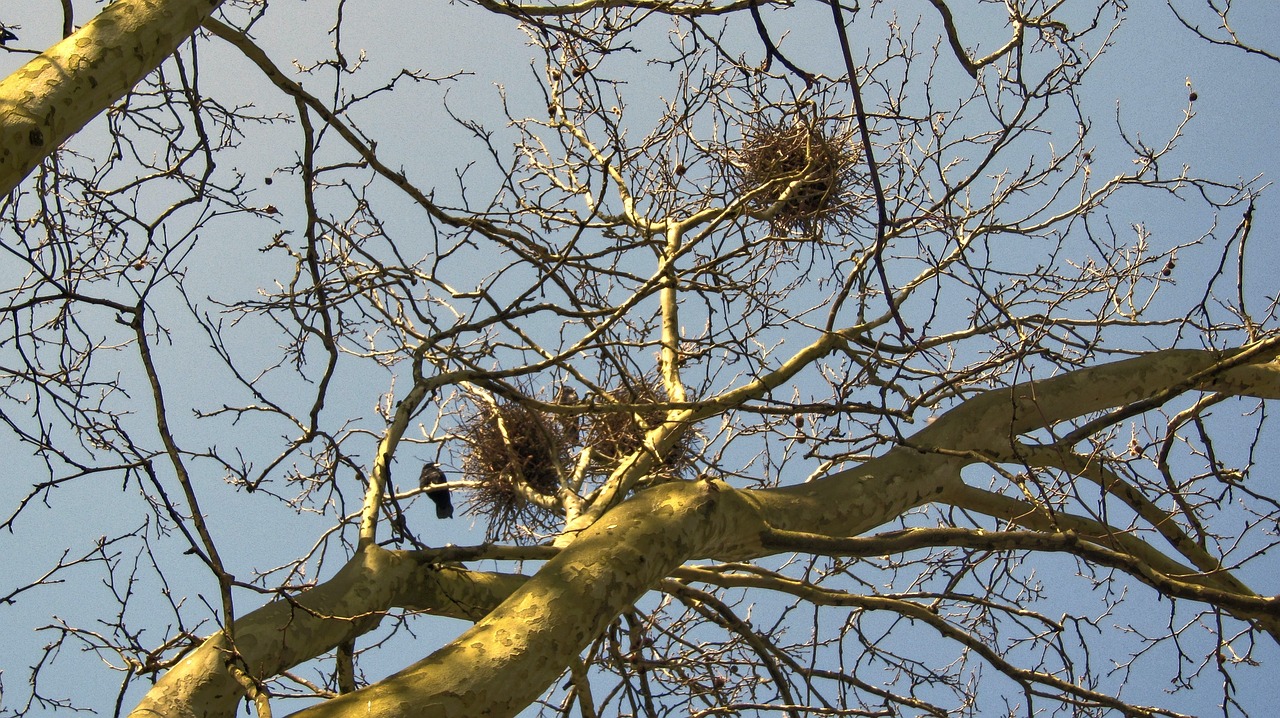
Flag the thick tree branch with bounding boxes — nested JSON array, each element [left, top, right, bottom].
[[119, 330, 1280, 718], [129, 548, 526, 718], [913, 340, 1280, 456], [286, 480, 768, 718], [0, 0, 227, 193]]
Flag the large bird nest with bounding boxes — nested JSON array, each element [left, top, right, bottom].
[[459, 399, 570, 543], [730, 115, 862, 236], [583, 380, 697, 482], [458, 380, 698, 542]]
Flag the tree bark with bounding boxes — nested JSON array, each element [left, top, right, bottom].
[[132, 344, 1280, 718], [128, 548, 526, 718], [0, 0, 226, 194]]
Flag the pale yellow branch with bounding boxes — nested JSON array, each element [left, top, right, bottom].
[[0, 0, 228, 193]]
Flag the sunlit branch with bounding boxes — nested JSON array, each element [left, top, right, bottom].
[[0, 0, 229, 192]]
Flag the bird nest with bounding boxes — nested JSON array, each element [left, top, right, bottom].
[[458, 380, 698, 542], [583, 380, 697, 482], [459, 399, 570, 542], [730, 116, 861, 236]]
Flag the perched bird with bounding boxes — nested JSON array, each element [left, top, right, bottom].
[[554, 384, 581, 444], [419, 462, 453, 519], [0, 25, 17, 45]]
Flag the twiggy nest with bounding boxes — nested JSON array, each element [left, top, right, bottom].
[[584, 380, 697, 481], [459, 400, 569, 542], [731, 116, 861, 235], [457, 381, 698, 541]]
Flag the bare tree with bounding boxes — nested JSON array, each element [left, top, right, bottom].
[[1, 1, 1277, 717]]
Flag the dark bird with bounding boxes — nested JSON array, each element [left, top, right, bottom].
[[0, 26, 17, 45], [419, 462, 453, 519]]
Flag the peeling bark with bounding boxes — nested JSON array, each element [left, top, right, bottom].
[[0, 0, 226, 193], [132, 345, 1280, 718], [128, 548, 526, 718], [286, 480, 766, 718]]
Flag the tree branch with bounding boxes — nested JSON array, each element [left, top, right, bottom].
[[0, 0, 228, 193]]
